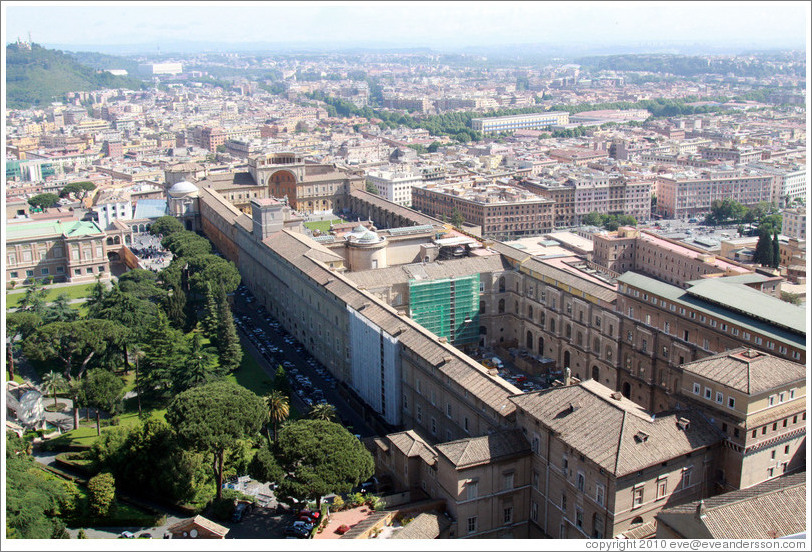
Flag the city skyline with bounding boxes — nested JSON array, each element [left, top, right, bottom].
[[3, 0, 809, 54]]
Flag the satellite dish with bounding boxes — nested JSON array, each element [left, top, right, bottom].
[[190, 529, 198, 538]]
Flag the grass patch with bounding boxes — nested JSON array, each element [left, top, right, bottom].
[[6, 282, 97, 308], [304, 218, 345, 234], [6, 369, 25, 384], [45, 402, 70, 412], [227, 349, 275, 397]]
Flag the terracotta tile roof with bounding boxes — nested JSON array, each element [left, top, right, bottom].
[[511, 380, 721, 476], [617, 520, 657, 539], [392, 512, 452, 539], [166, 515, 229, 537], [680, 347, 805, 395], [435, 429, 530, 469], [387, 430, 438, 466], [656, 473, 806, 539]]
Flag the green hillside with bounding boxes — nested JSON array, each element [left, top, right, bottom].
[[6, 42, 146, 109]]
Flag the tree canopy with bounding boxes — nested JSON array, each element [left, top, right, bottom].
[[274, 419, 374, 508], [27, 193, 60, 209], [166, 381, 267, 499], [150, 215, 185, 237]]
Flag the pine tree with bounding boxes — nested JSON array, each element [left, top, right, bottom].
[[216, 285, 242, 373], [202, 282, 219, 339], [771, 232, 781, 269], [753, 228, 773, 266], [140, 311, 184, 396], [164, 286, 187, 330]]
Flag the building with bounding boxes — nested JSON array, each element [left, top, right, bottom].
[[655, 473, 806, 539], [166, 516, 228, 539], [411, 183, 554, 240], [782, 207, 807, 241], [6, 219, 111, 287], [471, 112, 569, 134], [92, 194, 132, 230], [678, 348, 806, 491], [366, 166, 422, 207], [137, 62, 183, 75], [655, 170, 775, 219], [593, 227, 752, 288]]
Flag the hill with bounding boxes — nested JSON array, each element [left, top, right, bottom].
[[6, 42, 146, 109], [67, 50, 142, 76]]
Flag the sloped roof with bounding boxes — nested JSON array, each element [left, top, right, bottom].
[[387, 430, 438, 466], [435, 429, 530, 469], [680, 347, 805, 395], [166, 515, 229, 537], [392, 512, 452, 539], [656, 473, 806, 539], [510, 380, 721, 477]]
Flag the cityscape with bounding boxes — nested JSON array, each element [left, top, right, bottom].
[[3, 1, 809, 548]]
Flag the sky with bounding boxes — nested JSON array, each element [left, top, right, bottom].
[[3, 1, 809, 52]]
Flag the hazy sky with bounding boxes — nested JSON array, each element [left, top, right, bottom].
[[3, 1, 809, 50]]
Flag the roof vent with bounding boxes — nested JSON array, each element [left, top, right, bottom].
[[634, 431, 649, 443], [677, 417, 691, 431], [443, 355, 453, 364], [610, 392, 623, 401], [569, 401, 581, 412], [741, 349, 761, 359], [438, 337, 448, 344]]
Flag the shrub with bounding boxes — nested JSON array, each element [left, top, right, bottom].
[[350, 492, 365, 507], [330, 496, 345, 512], [87, 472, 116, 518]]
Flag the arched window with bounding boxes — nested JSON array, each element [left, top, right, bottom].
[[593, 338, 600, 353], [566, 324, 572, 339], [540, 312, 545, 326], [592, 366, 600, 381], [622, 382, 631, 399], [528, 305, 533, 319], [631, 516, 644, 526], [550, 319, 556, 333], [114, 235, 121, 244], [106, 237, 114, 245], [479, 300, 485, 314], [606, 347, 613, 360], [498, 276, 506, 292], [538, 336, 544, 354], [576, 332, 583, 346], [498, 299, 505, 314], [527, 331, 533, 349], [564, 350, 571, 368]]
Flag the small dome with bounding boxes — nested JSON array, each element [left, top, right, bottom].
[[353, 224, 367, 234], [357, 230, 382, 244], [168, 181, 198, 196]]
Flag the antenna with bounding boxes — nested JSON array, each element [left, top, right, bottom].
[[28, 31, 32, 44]]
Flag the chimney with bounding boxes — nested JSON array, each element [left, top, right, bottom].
[[564, 366, 572, 386], [695, 500, 706, 520]]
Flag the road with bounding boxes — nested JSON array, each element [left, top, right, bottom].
[[232, 290, 376, 439]]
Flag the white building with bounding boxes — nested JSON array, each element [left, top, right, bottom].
[[138, 62, 183, 75], [782, 207, 806, 241], [366, 165, 423, 207], [93, 197, 133, 230]]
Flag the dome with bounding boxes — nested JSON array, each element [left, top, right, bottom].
[[168, 181, 199, 196], [353, 224, 367, 234], [357, 230, 383, 244]]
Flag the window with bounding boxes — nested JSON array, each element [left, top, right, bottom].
[[416, 404, 422, 422], [503, 506, 513, 525], [682, 467, 693, 489], [769, 395, 776, 406], [704, 387, 712, 400], [530, 501, 539, 522], [728, 397, 735, 409], [693, 383, 701, 395], [790, 389, 796, 399], [463, 416, 469, 433], [467, 481, 478, 500], [576, 471, 585, 492], [10, 271, 19, 278], [656, 477, 667, 499], [26, 270, 35, 277], [561, 494, 567, 515], [41, 268, 49, 275], [430, 417, 437, 435], [74, 269, 82, 276], [595, 484, 605, 507], [503, 472, 514, 490], [531, 433, 540, 453], [633, 487, 644, 508], [575, 507, 583, 529], [562, 455, 569, 475], [403, 394, 409, 412], [593, 514, 604, 539], [430, 390, 436, 406], [532, 470, 540, 490], [467, 516, 477, 534], [779, 393, 785, 403], [715, 392, 724, 404], [446, 403, 453, 418]]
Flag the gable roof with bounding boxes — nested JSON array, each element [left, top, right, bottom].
[[680, 347, 806, 395], [166, 515, 229, 537], [435, 429, 530, 469], [392, 512, 452, 539], [387, 430, 438, 466], [656, 472, 806, 539], [510, 380, 721, 477]]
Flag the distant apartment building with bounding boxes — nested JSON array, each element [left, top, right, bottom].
[[749, 162, 807, 205], [137, 62, 183, 75], [93, 195, 132, 230], [365, 166, 422, 206], [411, 183, 555, 240], [698, 146, 764, 165], [547, 147, 609, 166], [200, 127, 227, 152], [781, 207, 806, 241], [655, 170, 774, 219], [471, 112, 569, 134], [382, 96, 432, 114]]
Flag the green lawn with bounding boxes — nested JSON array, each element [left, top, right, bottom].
[[6, 283, 97, 308], [6, 369, 25, 384], [227, 349, 275, 397], [304, 218, 345, 233]]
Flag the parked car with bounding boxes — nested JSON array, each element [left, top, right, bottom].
[[283, 526, 311, 539], [119, 531, 135, 539]]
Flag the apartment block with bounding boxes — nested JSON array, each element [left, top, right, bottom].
[[366, 166, 422, 206], [471, 112, 570, 134], [655, 171, 775, 219], [782, 207, 807, 241]]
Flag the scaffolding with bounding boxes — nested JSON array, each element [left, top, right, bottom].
[[409, 274, 480, 346]]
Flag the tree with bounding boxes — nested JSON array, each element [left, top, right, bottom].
[[163, 286, 187, 329], [274, 365, 290, 395], [780, 291, 802, 305], [365, 181, 379, 194], [150, 215, 185, 237], [91, 284, 159, 372], [186, 254, 241, 296], [139, 311, 185, 396], [87, 472, 116, 518], [175, 332, 220, 392], [166, 381, 267, 500], [117, 269, 162, 300], [80, 368, 124, 436], [275, 419, 374, 509], [28, 193, 60, 210], [309, 403, 337, 422], [215, 285, 242, 372], [265, 390, 290, 442], [582, 212, 605, 227], [427, 141, 442, 153], [202, 282, 220, 337], [753, 227, 773, 266], [59, 181, 95, 199], [42, 293, 78, 323], [84, 276, 107, 318], [247, 445, 284, 484], [771, 232, 781, 268], [42, 370, 67, 408], [6, 311, 42, 382], [18, 278, 48, 315], [450, 208, 465, 228]]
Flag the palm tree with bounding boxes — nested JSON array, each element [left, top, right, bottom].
[[265, 390, 290, 443], [309, 402, 337, 422], [42, 370, 66, 408]]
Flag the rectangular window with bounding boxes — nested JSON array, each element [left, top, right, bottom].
[[682, 467, 693, 489], [728, 397, 735, 409], [86, 267, 93, 274], [769, 395, 776, 406], [596, 484, 605, 507], [464, 416, 469, 433], [41, 268, 49, 275], [561, 494, 567, 515], [532, 470, 540, 490], [467, 516, 477, 534], [693, 383, 701, 395], [576, 471, 585, 492], [26, 270, 35, 277], [779, 393, 785, 403], [503, 506, 513, 525], [416, 378, 421, 394], [715, 392, 724, 404], [467, 481, 478, 500], [530, 501, 539, 522], [562, 455, 569, 475], [633, 487, 644, 508], [532, 433, 540, 453], [416, 404, 422, 422], [575, 507, 583, 529], [446, 403, 452, 418], [430, 417, 437, 435], [403, 394, 408, 412], [504, 472, 514, 490], [657, 478, 668, 499], [704, 387, 712, 400]]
